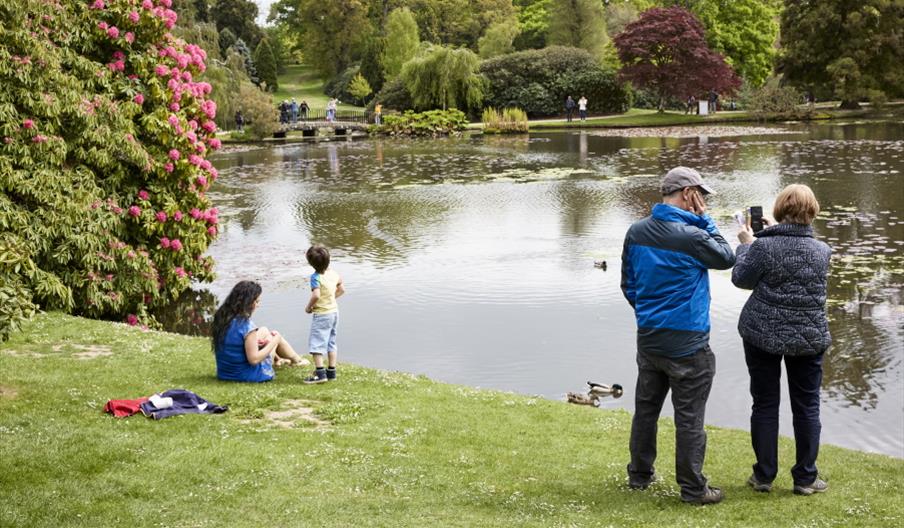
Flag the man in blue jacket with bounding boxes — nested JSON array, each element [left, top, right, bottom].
[[621, 167, 735, 505]]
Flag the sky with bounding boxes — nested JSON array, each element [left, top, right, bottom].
[[253, 0, 274, 25]]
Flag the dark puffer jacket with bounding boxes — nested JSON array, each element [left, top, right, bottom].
[[732, 223, 832, 355]]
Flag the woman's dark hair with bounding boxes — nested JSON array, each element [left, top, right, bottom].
[[306, 244, 330, 274], [210, 280, 262, 353]]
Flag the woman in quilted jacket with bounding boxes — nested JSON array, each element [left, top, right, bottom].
[[733, 184, 832, 497]]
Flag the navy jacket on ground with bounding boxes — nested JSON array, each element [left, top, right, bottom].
[[732, 223, 832, 356], [621, 203, 736, 357]]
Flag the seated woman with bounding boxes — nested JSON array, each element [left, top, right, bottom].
[[733, 184, 832, 496], [211, 280, 307, 382]]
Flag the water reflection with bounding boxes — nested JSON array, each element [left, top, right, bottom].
[[198, 122, 903, 456]]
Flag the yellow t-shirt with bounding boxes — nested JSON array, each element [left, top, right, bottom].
[[310, 269, 340, 314]]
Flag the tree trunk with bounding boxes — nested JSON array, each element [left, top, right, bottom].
[[839, 100, 861, 110], [657, 95, 665, 113]]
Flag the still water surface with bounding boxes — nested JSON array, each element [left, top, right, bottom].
[[190, 122, 903, 457]]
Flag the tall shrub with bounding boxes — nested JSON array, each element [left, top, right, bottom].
[[253, 37, 278, 92], [381, 7, 420, 81], [480, 46, 630, 116], [1, 0, 222, 338]]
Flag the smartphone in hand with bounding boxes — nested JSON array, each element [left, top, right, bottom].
[[750, 206, 764, 233]]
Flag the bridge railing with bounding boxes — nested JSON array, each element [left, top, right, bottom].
[[279, 108, 372, 125]]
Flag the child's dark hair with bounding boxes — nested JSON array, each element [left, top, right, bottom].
[[210, 280, 261, 353], [306, 244, 330, 274]]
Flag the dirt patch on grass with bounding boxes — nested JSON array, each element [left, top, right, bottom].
[[243, 399, 331, 430], [3, 343, 113, 360], [2, 349, 46, 358], [69, 344, 113, 359], [0, 385, 18, 399]]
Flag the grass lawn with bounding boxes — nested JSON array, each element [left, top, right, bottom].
[[271, 64, 363, 112], [529, 109, 766, 130], [2, 313, 902, 527]]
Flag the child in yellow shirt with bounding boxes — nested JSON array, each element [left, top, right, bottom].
[[303, 244, 344, 383]]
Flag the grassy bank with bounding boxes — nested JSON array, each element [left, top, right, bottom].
[[271, 64, 363, 111], [2, 313, 902, 527]]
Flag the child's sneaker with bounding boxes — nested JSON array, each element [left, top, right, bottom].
[[326, 367, 337, 381], [303, 368, 328, 384]]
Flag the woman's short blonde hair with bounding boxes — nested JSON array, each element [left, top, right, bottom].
[[773, 184, 820, 225]]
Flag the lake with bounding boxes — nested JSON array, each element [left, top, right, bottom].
[[184, 121, 904, 457]]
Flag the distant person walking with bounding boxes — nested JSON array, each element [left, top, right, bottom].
[[234, 110, 244, 132], [733, 184, 832, 497], [327, 98, 338, 123], [374, 102, 382, 125], [686, 95, 697, 115], [278, 100, 288, 124], [290, 98, 298, 124], [708, 90, 719, 114], [565, 96, 576, 122], [578, 96, 588, 121], [299, 100, 309, 121]]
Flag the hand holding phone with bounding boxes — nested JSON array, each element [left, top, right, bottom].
[[749, 206, 764, 233]]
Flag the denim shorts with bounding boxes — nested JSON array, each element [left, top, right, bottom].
[[308, 312, 338, 354]]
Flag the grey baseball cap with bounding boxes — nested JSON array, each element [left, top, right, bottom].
[[660, 166, 716, 195]]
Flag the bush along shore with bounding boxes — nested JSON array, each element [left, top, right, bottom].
[[1, 313, 902, 527]]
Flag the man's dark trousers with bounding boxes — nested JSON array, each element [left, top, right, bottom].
[[627, 345, 715, 501]]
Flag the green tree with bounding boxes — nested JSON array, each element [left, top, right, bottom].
[[513, 0, 550, 50], [605, 1, 639, 37], [382, 7, 420, 80], [212, 0, 262, 47], [400, 44, 486, 111], [253, 38, 279, 92], [408, 0, 516, 49], [547, 0, 611, 63], [348, 73, 374, 104], [778, 0, 904, 108], [230, 38, 259, 85], [218, 27, 237, 56], [679, 0, 779, 87], [478, 18, 520, 58], [271, 0, 370, 79]]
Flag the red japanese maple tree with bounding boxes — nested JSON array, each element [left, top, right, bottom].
[[614, 6, 741, 111]]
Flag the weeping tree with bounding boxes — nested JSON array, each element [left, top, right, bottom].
[[400, 44, 486, 112]]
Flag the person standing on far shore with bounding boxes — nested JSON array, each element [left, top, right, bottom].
[[578, 95, 588, 121], [565, 95, 576, 122]]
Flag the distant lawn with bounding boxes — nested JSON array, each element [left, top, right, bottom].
[[271, 63, 363, 112], [531, 109, 759, 129], [2, 313, 903, 527]]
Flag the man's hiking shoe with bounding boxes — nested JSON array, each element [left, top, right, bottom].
[[303, 369, 328, 384], [682, 486, 724, 506], [747, 474, 772, 492], [628, 471, 656, 490], [794, 477, 828, 496], [326, 368, 337, 381]]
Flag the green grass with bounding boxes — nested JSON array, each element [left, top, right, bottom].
[[2, 313, 902, 527], [530, 109, 764, 129], [271, 63, 363, 112]]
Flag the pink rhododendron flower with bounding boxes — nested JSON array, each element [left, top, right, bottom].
[[106, 274, 114, 281], [173, 210, 183, 221], [155, 64, 169, 76], [141, 0, 153, 9], [113, 50, 125, 60], [127, 250, 136, 259], [208, 138, 221, 150], [98, 21, 108, 30], [126, 314, 138, 326], [190, 208, 202, 219], [188, 154, 202, 166], [200, 159, 212, 170], [128, 205, 141, 217], [208, 167, 218, 180], [160, 237, 171, 248], [91, 0, 105, 9], [167, 114, 179, 127], [202, 121, 216, 133], [164, 162, 174, 173], [22, 119, 34, 129], [170, 239, 183, 251], [133, 93, 144, 105], [32, 135, 47, 143], [174, 267, 187, 278], [112, 206, 123, 215], [207, 226, 217, 236], [107, 26, 119, 39], [168, 148, 180, 160], [196, 175, 207, 187], [138, 189, 149, 200], [3, 137, 12, 144], [188, 120, 198, 130], [128, 11, 140, 22], [124, 32, 134, 44], [155, 211, 167, 223], [161, 0, 172, 7], [169, 102, 180, 112]]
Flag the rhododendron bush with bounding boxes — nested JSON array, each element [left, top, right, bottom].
[[0, 0, 221, 339]]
